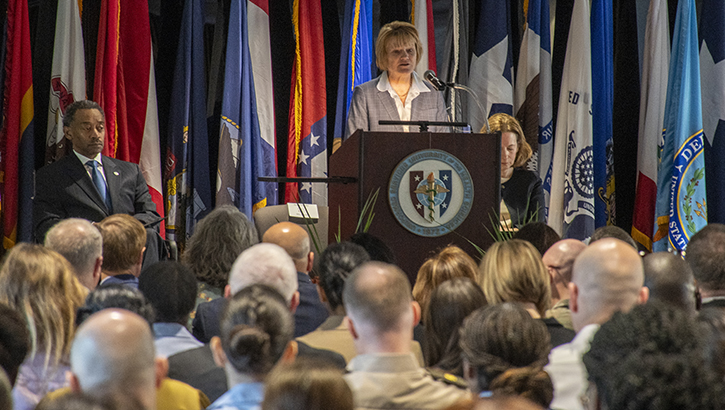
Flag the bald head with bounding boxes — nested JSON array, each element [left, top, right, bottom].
[[644, 252, 696, 311], [262, 222, 311, 272], [570, 239, 646, 331], [45, 218, 103, 290], [70, 309, 158, 408], [543, 239, 587, 283], [228, 243, 298, 301]]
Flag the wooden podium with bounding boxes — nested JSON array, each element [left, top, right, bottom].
[[329, 130, 501, 281]]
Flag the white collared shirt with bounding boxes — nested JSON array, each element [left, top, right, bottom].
[[377, 71, 430, 132], [74, 150, 107, 183]]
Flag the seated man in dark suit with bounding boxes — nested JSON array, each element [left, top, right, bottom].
[[262, 222, 328, 337], [33, 100, 163, 265]]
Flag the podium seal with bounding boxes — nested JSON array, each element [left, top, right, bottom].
[[389, 149, 474, 237]]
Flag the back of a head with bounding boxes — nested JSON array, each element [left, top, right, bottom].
[[349, 232, 396, 264], [70, 309, 157, 400], [584, 302, 720, 410], [219, 284, 294, 376], [138, 261, 197, 324], [474, 396, 545, 410], [318, 242, 370, 311], [44, 218, 102, 284], [512, 223, 561, 256], [541, 239, 586, 284], [262, 357, 353, 410], [0, 304, 30, 385], [478, 240, 551, 316], [413, 245, 478, 316], [76, 285, 155, 327], [425, 277, 487, 373], [228, 243, 298, 301], [262, 222, 311, 262], [183, 205, 259, 290], [571, 238, 644, 330], [460, 303, 552, 408], [0, 244, 86, 364], [35, 392, 130, 410], [589, 225, 638, 249], [686, 223, 725, 293], [96, 214, 146, 273], [343, 262, 413, 334], [643, 252, 696, 311]]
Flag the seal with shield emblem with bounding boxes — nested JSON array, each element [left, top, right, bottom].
[[389, 149, 474, 237]]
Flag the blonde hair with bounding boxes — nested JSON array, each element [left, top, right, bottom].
[[96, 214, 146, 272], [488, 113, 532, 168], [375, 21, 423, 71], [478, 240, 551, 316], [0, 244, 86, 365], [413, 245, 478, 315]]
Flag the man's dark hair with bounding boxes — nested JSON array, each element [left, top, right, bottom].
[[349, 233, 396, 264], [0, 303, 30, 385], [139, 261, 197, 324], [584, 302, 721, 410], [318, 242, 370, 311], [644, 252, 696, 311], [512, 222, 560, 256], [686, 223, 725, 292], [76, 285, 155, 327], [63, 100, 105, 127], [589, 225, 637, 249]]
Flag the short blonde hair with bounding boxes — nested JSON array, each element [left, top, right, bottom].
[[375, 21, 423, 71], [96, 214, 146, 272], [413, 245, 479, 315], [488, 113, 532, 168], [477, 239, 551, 316], [0, 244, 86, 364]]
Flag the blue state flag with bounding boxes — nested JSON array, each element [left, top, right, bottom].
[[700, 0, 725, 225], [164, 0, 212, 247], [653, 0, 706, 251], [591, 0, 615, 227], [334, 0, 374, 146], [217, 0, 277, 217], [468, 0, 513, 131]]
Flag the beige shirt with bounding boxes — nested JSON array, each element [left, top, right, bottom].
[[345, 353, 470, 410], [546, 298, 574, 330]]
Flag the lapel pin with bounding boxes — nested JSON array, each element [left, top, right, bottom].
[[113, 171, 119, 176]]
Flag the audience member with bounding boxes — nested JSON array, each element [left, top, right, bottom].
[[183, 205, 258, 320], [644, 252, 697, 311], [349, 232, 396, 264], [698, 307, 725, 382], [263, 222, 328, 337], [589, 225, 638, 249], [685, 223, 725, 309], [442, 396, 544, 410], [343, 262, 470, 409], [96, 214, 146, 288], [0, 304, 30, 386], [460, 303, 553, 408], [542, 239, 586, 330], [208, 285, 296, 410], [478, 239, 574, 347], [413, 245, 478, 319], [545, 238, 648, 410], [0, 244, 86, 410], [584, 303, 720, 410], [69, 309, 163, 410], [512, 222, 560, 256], [36, 392, 126, 410], [425, 278, 486, 377], [44, 218, 103, 290], [261, 357, 353, 410], [0, 369, 11, 410]]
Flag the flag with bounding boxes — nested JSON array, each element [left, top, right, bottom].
[[631, 0, 669, 250], [139, 54, 165, 238], [286, 0, 327, 205], [653, 0, 706, 251], [412, 0, 437, 77], [700, 0, 725, 225], [548, 0, 594, 240], [93, 0, 121, 159], [438, 0, 470, 123], [514, 0, 553, 218], [591, 0, 614, 227], [216, 0, 277, 217], [165, 0, 212, 248], [1, 0, 35, 248], [333, 0, 373, 150], [467, 0, 513, 132], [45, 0, 86, 165]]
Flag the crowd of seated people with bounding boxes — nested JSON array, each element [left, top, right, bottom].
[[5, 204, 725, 410]]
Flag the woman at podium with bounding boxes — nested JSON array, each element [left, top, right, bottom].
[[489, 113, 545, 229], [344, 21, 447, 140]]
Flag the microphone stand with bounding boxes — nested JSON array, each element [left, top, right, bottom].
[[446, 82, 489, 133]]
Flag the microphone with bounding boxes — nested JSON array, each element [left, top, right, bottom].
[[424, 70, 448, 91]]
